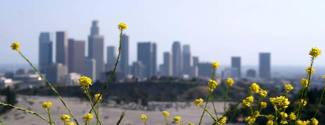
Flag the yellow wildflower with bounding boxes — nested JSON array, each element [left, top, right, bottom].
[[296, 120, 310, 125], [94, 93, 103, 102], [266, 115, 274, 120], [283, 83, 294, 93], [280, 120, 288, 125], [226, 77, 235, 87], [79, 76, 93, 88], [309, 47, 321, 58], [242, 96, 254, 108], [83, 113, 93, 121], [140, 114, 148, 122], [217, 116, 227, 125], [211, 61, 220, 69], [259, 89, 268, 97], [11, 42, 20, 51], [250, 83, 260, 93], [279, 112, 288, 119], [266, 120, 274, 125], [245, 116, 256, 125], [208, 79, 218, 92], [118, 22, 128, 30], [260, 101, 267, 109], [300, 78, 309, 88], [173, 115, 182, 123], [298, 99, 307, 107], [41, 101, 53, 109], [305, 66, 315, 74], [161, 111, 170, 118], [193, 98, 204, 107], [310, 118, 319, 125], [66, 122, 75, 125], [188, 122, 195, 125], [270, 96, 290, 109], [253, 111, 260, 117], [289, 112, 296, 120], [60, 114, 71, 122]]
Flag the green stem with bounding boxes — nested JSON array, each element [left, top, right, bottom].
[[198, 94, 210, 125], [46, 108, 54, 125], [0, 102, 48, 122], [313, 80, 325, 117], [203, 108, 217, 122], [84, 89, 102, 125], [17, 51, 80, 125]]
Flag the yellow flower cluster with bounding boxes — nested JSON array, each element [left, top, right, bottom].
[[283, 83, 294, 93], [245, 116, 256, 125], [289, 112, 296, 120], [226, 77, 235, 87], [118, 22, 128, 30], [83, 113, 94, 121], [173, 115, 182, 123], [79, 76, 93, 89], [193, 98, 204, 107], [242, 96, 254, 107], [140, 114, 148, 122], [259, 89, 268, 98], [208, 79, 218, 92], [41, 101, 53, 109], [298, 99, 307, 107], [60, 114, 71, 122], [161, 111, 170, 118], [269, 96, 290, 109], [300, 78, 309, 88], [250, 83, 260, 93], [11, 42, 20, 51], [211, 62, 220, 69], [217, 116, 227, 125], [260, 101, 267, 109], [309, 47, 321, 58], [305, 66, 315, 74], [94, 93, 103, 102]]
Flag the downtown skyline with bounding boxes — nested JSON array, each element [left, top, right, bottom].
[[2, 0, 325, 67]]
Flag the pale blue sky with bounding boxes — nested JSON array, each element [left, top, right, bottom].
[[1, 0, 325, 67]]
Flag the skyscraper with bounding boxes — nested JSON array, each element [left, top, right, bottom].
[[137, 42, 157, 78], [182, 44, 191, 76], [88, 20, 104, 80], [106, 46, 116, 71], [56, 31, 68, 66], [172, 41, 182, 77], [162, 52, 172, 76], [119, 34, 129, 76], [259, 53, 271, 80], [84, 58, 96, 80], [231, 56, 241, 78], [68, 39, 85, 74], [39, 32, 53, 73]]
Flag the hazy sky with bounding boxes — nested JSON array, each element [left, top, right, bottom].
[[1, 0, 325, 67]]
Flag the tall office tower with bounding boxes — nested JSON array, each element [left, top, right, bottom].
[[84, 58, 96, 80], [131, 61, 145, 79], [88, 20, 104, 80], [106, 46, 116, 71], [137, 42, 157, 78], [172, 41, 182, 77], [39, 32, 53, 73], [259, 53, 271, 80], [191, 56, 199, 77], [151, 43, 157, 76], [182, 45, 191, 76], [231, 56, 241, 78], [162, 52, 172, 76], [197, 62, 212, 79], [56, 31, 68, 66], [119, 34, 129, 76], [68, 39, 85, 74]]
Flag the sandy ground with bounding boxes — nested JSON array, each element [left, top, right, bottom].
[[0, 96, 233, 125]]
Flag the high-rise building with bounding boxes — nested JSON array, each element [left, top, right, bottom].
[[68, 39, 85, 74], [162, 52, 172, 76], [106, 46, 116, 71], [197, 62, 212, 79], [182, 45, 191, 76], [39, 32, 53, 73], [56, 31, 68, 66], [259, 53, 271, 80], [191, 56, 199, 77], [88, 20, 104, 80], [47, 63, 68, 84], [137, 42, 157, 78], [131, 61, 145, 79], [84, 58, 96, 80], [231, 56, 241, 78], [172, 41, 182, 77], [119, 34, 129, 76]]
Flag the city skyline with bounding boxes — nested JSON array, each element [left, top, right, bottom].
[[2, 0, 325, 67]]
